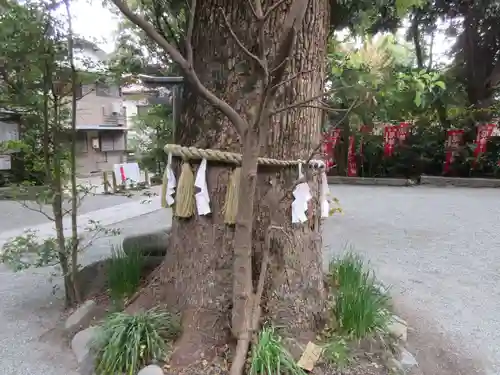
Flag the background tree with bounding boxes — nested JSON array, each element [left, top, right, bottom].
[[130, 103, 174, 175], [0, 0, 115, 307]]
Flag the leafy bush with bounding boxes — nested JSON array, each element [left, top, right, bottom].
[[328, 252, 391, 339], [250, 326, 305, 375], [0, 230, 59, 271], [321, 335, 351, 369], [92, 309, 181, 375], [107, 246, 144, 303]]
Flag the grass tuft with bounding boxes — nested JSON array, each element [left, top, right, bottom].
[[328, 252, 391, 339], [321, 335, 351, 368], [250, 326, 305, 375], [107, 245, 144, 304], [92, 308, 181, 375]]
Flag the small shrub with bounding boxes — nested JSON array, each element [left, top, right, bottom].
[[328, 252, 391, 339], [321, 335, 351, 368], [92, 308, 181, 375], [107, 246, 144, 303], [250, 325, 305, 375]]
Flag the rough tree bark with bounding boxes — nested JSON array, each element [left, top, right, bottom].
[[128, 0, 329, 367]]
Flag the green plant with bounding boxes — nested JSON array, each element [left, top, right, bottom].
[[250, 326, 305, 375], [328, 252, 391, 339], [321, 335, 351, 368], [92, 308, 181, 375], [107, 246, 144, 303]]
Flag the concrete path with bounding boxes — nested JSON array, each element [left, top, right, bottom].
[[0, 195, 162, 248], [323, 185, 500, 375], [0, 184, 161, 234], [0, 208, 171, 375]]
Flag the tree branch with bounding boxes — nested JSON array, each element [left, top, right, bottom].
[[270, 87, 338, 116], [20, 201, 55, 222], [305, 98, 361, 165], [263, 0, 287, 20], [271, 69, 313, 91], [279, 98, 362, 199], [148, 0, 183, 54], [185, 0, 196, 64], [219, 8, 267, 74], [110, 0, 248, 136], [268, 0, 310, 91], [246, 0, 259, 19]]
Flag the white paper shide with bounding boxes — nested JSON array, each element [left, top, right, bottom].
[[165, 153, 176, 206], [194, 158, 211, 215], [292, 163, 312, 223], [320, 171, 329, 218]]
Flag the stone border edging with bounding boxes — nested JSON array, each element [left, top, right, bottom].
[[420, 175, 500, 188], [327, 175, 500, 188], [327, 176, 411, 186]]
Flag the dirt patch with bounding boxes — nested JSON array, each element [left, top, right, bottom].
[[404, 313, 488, 375], [161, 353, 391, 375], [314, 360, 388, 375], [393, 299, 490, 375]]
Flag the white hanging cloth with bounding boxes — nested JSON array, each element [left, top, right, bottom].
[[194, 158, 211, 215], [164, 153, 176, 207], [320, 170, 329, 218], [291, 162, 312, 223]]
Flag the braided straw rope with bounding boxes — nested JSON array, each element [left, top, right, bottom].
[[163, 144, 325, 168]]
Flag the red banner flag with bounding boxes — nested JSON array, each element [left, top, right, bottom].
[[322, 128, 341, 169], [347, 135, 357, 176], [443, 129, 464, 174], [398, 122, 410, 142], [383, 125, 398, 157], [474, 123, 496, 157]]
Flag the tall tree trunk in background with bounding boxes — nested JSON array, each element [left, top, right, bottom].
[[462, 10, 494, 122], [52, 99, 77, 307], [129, 0, 329, 367], [411, 11, 450, 128]]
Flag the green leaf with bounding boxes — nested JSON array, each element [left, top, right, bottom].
[[435, 81, 446, 90], [414, 92, 422, 107]]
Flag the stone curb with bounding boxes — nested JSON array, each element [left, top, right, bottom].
[[328, 175, 500, 188], [420, 175, 500, 188], [122, 228, 171, 257], [327, 176, 411, 186]]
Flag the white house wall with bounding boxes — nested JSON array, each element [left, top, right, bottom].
[[0, 120, 19, 142]]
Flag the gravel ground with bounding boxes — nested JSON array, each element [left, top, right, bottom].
[[1, 185, 499, 375], [323, 185, 500, 375], [0, 209, 171, 375]]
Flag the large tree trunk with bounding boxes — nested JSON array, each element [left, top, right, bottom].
[[129, 0, 329, 367]]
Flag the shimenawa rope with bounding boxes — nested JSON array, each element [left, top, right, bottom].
[[163, 144, 326, 168], [162, 144, 325, 220]]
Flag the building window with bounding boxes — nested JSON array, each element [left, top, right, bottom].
[[76, 132, 88, 153], [99, 131, 126, 151]]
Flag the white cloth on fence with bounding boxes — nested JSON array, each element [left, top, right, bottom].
[[194, 158, 211, 215]]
